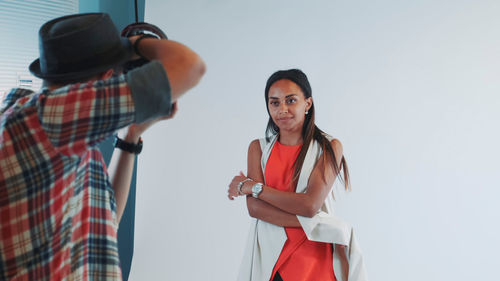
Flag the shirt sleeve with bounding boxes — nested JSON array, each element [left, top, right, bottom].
[[37, 60, 172, 155], [127, 60, 172, 123]]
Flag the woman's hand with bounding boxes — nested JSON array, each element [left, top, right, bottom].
[[227, 171, 253, 200]]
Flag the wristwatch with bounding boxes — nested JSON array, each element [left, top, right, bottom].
[[114, 135, 143, 155], [251, 183, 263, 198]]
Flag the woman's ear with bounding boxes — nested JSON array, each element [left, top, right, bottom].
[[305, 97, 313, 111]]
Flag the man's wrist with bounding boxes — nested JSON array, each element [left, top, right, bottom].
[[114, 135, 143, 155], [128, 35, 142, 60], [117, 130, 141, 144], [133, 34, 157, 59]]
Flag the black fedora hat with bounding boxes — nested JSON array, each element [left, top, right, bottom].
[[29, 13, 132, 82]]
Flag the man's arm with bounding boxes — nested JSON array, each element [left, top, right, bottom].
[[40, 37, 205, 155], [108, 35, 205, 223], [108, 103, 177, 223], [130, 37, 206, 102], [107, 130, 137, 224]]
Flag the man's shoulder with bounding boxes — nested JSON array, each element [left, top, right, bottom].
[[4, 87, 37, 101], [1, 87, 39, 112]]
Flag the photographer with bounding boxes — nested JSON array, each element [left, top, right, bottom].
[[0, 13, 205, 280]]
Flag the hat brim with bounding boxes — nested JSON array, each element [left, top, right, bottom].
[[29, 37, 132, 82]]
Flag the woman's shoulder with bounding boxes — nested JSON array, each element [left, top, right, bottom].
[[249, 138, 260, 148], [248, 138, 262, 155], [328, 138, 343, 159], [249, 134, 277, 151], [330, 138, 342, 147]]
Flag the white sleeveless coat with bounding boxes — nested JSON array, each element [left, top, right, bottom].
[[237, 135, 368, 281]]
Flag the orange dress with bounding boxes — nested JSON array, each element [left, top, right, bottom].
[[266, 141, 336, 281]]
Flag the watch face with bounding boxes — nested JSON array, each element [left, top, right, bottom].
[[252, 183, 263, 198]]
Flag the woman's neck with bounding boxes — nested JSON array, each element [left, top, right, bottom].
[[279, 131, 303, 146]]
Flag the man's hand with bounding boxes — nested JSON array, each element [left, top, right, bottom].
[[118, 102, 178, 143]]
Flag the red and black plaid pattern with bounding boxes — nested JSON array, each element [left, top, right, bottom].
[[0, 77, 135, 280]]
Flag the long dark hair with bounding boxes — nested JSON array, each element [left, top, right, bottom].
[[264, 69, 350, 191]]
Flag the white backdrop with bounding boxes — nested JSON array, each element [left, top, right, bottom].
[[129, 1, 500, 280]]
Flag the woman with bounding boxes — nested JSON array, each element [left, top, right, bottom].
[[228, 69, 367, 281]]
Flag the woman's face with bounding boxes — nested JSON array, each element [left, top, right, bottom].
[[267, 79, 312, 133]]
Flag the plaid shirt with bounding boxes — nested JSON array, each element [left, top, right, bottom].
[[0, 76, 137, 280]]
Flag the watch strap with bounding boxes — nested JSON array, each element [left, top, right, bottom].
[[114, 135, 143, 155]]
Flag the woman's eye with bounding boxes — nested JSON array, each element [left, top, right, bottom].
[[287, 98, 296, 104], [271, 101, 279, 106]]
